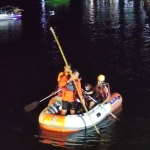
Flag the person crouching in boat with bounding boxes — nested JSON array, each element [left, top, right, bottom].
[[83, 83, 94, 105], [94, 74, 110, 104], [86, 75, 110, 110], [77, 83, 94, 113], [58, 69, 83, 115]]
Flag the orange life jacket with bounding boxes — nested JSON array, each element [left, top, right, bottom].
[[57, 72, 70, 96], [57, 71, 70, 82], [59, 76, 82, 102]]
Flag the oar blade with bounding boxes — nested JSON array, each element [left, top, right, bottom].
[[24, 101, 40, 112]]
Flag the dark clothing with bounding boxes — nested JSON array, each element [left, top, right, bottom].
[[83, 87, 94, 100], [84, 87, 103, 103], [62, 100, 76, 110]]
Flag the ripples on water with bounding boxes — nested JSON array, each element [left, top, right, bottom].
[[1, 0, 150, 149]]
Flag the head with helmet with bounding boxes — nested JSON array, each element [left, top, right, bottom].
[[97, 74, 105, 85]]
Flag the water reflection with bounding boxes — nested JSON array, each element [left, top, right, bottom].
[[39, 0, 70, 41], [88, 0, 96, 24], [37, 107, 122, 149], [41, 1, 47, 31], [80, 0, 147, 75], [0, 20, 22, 43]]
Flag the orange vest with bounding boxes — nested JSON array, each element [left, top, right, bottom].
[[57, 72, 70, 97], [59, 76, 82, 102], [57, 71, 70, 82]]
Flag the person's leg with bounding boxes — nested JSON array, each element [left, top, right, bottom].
[[61, 100, 68, 115], [70, 109, 75, 115], [70, 102, 76, 115], [89, 101, 95, 110], [61, 109, 67, 115]]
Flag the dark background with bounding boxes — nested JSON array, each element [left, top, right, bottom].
[[1, 0, 150, 149]]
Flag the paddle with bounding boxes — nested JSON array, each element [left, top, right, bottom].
[[82, 89, 119, 120], [24, 89, 62, 112], [50, 27, 100, 134]]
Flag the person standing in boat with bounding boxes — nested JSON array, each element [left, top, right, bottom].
[[58, 69, 83, 115], [57, 65, 71, 82], [57, 64, 71, 97], [47, 64, 71, 107]]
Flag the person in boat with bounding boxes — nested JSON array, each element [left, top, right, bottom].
[[94, 74, 110, 104], [57, 65, 71, 82], [57, 64, 71, 97], [82, 83, 94, 104], [59, 69, 83, 115], [13, 7, 24, 15], [82, 75, 110, 110], [84, 83, 99, 110], [47, 64, 71, 107], [77, 83, 94, 113]]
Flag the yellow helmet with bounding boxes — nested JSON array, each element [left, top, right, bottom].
[[97, 74, 105, 82]]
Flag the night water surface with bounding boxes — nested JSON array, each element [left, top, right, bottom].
[[1, 0, 150, 149]]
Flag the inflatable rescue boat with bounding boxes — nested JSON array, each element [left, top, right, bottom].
[[39, 92, 122, 132]]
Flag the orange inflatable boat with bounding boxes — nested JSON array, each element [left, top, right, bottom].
[[38, 92, 122, 132]]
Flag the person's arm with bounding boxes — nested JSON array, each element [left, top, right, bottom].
[[58, 75, 67, 87], [86, 89, 93, 95], [57, 72, 63, 82], [103, 83, 110, 97]]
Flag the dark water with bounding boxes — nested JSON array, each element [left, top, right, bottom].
[[1, 0, 150, 149]]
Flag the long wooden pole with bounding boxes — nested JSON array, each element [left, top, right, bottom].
[[50, 27, 100, 134]]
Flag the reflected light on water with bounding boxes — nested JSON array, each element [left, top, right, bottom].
[[40, 0, 49, 43], [41, 1, 46, 30], [89, 0, 96, 24], [0, 20, 22, 43]]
